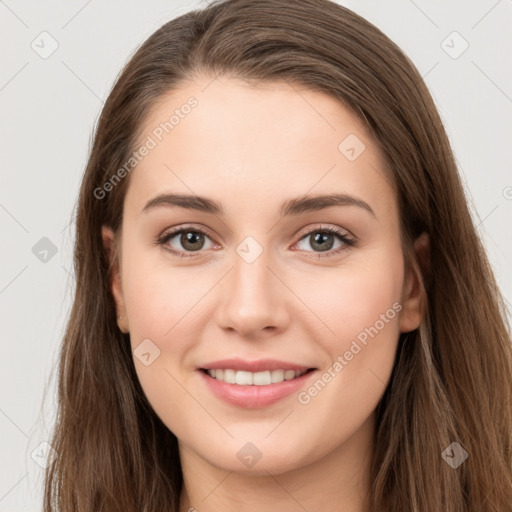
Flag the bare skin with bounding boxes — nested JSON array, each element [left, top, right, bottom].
[[102, 76, 428, 512]]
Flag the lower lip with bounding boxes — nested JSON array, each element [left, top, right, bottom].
[[198, 369, 317, 408]]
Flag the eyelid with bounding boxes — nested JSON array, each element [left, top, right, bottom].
[[159, 223, 218, 243], [294, 223, 353, 242]]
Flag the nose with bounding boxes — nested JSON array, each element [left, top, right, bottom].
[[215, 245, 290, 339]]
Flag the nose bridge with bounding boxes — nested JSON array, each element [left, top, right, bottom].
[[232, 237, 275, 309], [216, 235, 287, 335]]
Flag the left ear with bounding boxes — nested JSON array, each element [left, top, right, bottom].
[[399, 232, 430, 333]]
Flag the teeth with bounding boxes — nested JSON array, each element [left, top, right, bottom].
[[206, 368, 308, 385]]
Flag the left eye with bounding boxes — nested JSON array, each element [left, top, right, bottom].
[[157, 225, 355, 258], [295, 227, 352, 254]]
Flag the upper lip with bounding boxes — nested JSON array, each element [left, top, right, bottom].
[[199, 358, 315, 373]]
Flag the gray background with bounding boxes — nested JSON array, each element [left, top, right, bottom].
[[1, 0, 511, 510]]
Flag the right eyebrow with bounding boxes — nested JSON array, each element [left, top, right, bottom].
[[142, 194, 223, 215]]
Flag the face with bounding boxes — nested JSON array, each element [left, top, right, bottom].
[[102, 76, 425, 475]]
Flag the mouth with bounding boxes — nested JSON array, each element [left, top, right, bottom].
[[199, 367, 316, 386], [197, 363, 318, 408]]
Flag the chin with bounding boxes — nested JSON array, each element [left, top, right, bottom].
[[193, 436, 312, 476]]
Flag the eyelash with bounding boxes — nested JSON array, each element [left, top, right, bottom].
[[155, 224, 357, 259]]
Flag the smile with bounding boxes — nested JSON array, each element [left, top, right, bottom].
[[202, 368, 310, 385], [198, 366, 317, 408]]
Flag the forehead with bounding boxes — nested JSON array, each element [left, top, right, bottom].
[[124, 76, 396, 221]]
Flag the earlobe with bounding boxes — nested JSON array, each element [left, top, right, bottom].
[[101, 226, 129, 333], [399, 232, 430, 333]]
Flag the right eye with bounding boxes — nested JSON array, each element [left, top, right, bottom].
[[157, 226, 217, 257]]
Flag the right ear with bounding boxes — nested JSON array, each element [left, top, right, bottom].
[[101, 226, 129, 333]]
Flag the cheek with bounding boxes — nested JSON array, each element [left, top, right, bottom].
[[119, 251, 205, 426], [303, 246, 404, 351], [291, 249, 404, 443], [294, 248, 404, 429], [123, 276, 175, 340], [120, 246, 208, 339]]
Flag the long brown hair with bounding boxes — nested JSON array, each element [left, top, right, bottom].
[[43, 0, 512, 510]]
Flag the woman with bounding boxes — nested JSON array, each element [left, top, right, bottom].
[[43, 0, 512, 510]]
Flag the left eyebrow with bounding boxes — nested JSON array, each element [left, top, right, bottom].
[[279, 193, 376, 219], [141, 192, 376, 219]]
